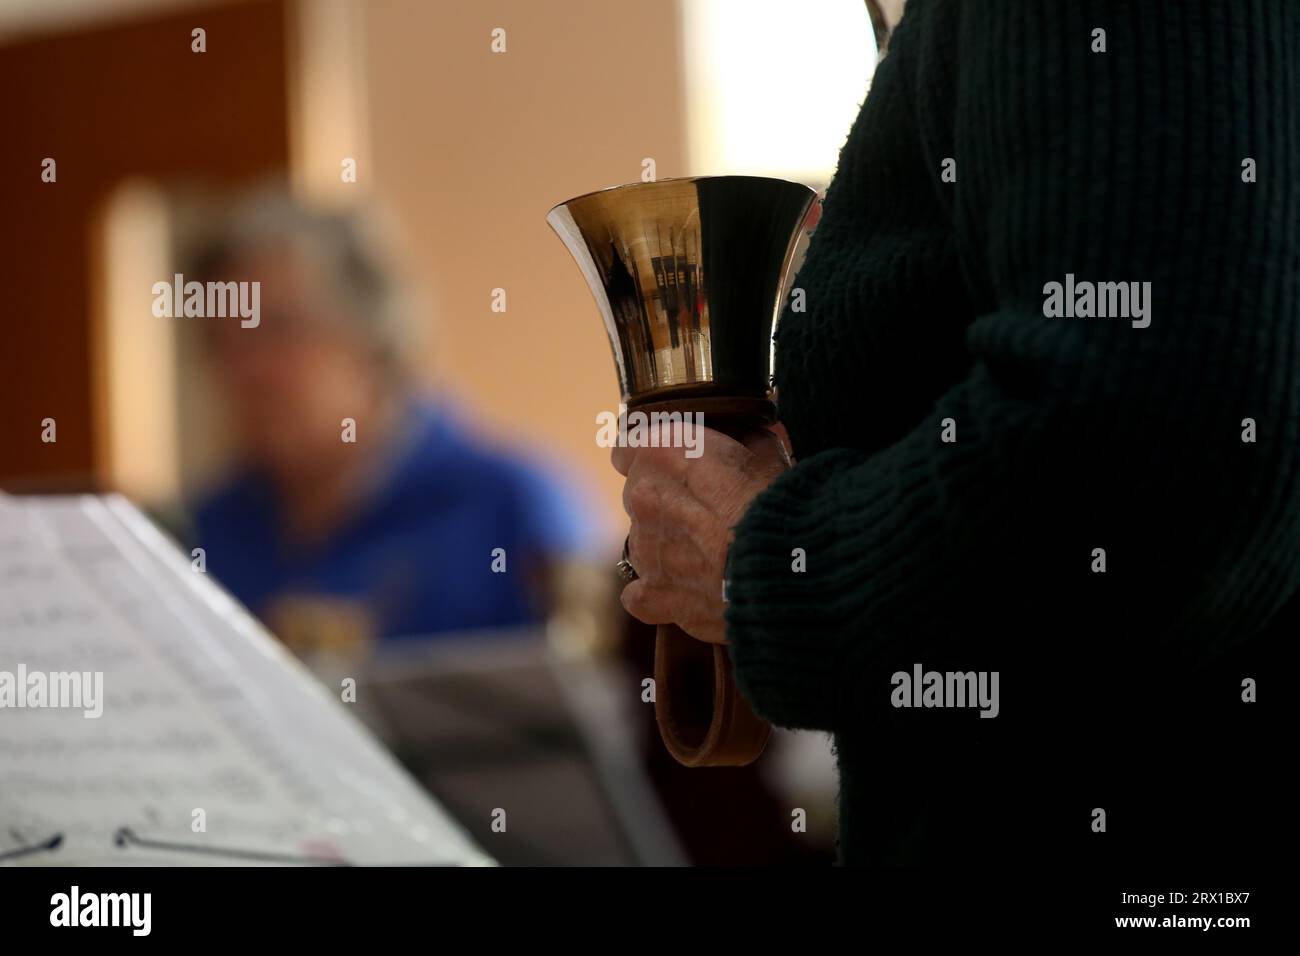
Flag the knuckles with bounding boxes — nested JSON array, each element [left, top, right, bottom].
[[623, 475, 662, 521], [619, 582, 666, 625]]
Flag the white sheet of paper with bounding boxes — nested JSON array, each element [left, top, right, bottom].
[[0, 494, 491, 866]]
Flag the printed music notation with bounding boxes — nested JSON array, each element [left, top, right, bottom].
[[0, 494, 491, 867]]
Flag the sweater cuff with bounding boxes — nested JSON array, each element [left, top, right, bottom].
[[724, 446, 916, 730]]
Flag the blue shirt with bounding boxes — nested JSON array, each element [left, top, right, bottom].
[[192, 401, 600, 641]]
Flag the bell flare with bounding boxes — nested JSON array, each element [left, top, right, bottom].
[[547, 175, 816, 408]]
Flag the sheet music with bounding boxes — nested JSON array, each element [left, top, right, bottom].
[[0, 494, 491, 866]]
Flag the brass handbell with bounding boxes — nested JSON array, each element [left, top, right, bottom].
[[548, 176, 816, 767]]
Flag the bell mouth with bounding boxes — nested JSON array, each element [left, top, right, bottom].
[[546, 174, 813, 219], [548, 175, 816, 408]]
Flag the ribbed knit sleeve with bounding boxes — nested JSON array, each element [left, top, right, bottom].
[[725, 0, 1300, 731]]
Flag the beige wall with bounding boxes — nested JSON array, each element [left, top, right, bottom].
[[362, 0, 689, 543]]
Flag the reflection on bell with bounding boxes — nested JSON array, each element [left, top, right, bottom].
[[547, 176, 816, 411]]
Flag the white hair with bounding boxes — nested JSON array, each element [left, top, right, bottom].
[[186, 185, 421, 377]]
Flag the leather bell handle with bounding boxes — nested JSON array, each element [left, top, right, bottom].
[[653, 622, 772, 767]]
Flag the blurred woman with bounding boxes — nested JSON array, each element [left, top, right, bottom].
[[189, 190, 602, 651]]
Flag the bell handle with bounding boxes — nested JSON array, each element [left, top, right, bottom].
[[653, 623, 772, 767]]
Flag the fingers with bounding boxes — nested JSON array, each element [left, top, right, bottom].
[[623, 435, 760, 520], [611, 422, 748, 478], [740, 425, 792, 466], [624, 494, 729, 592], [620, 579, 727, 645], [609, 416, 790, 648], [618, 579, 677, 625], [767, 421, 793, 459], [610, 442, 634, 477]]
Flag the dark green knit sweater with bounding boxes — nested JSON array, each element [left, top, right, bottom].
[[725, 0, 1299, 866]]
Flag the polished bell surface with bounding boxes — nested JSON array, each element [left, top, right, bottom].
[[547, 176, 816, 407]]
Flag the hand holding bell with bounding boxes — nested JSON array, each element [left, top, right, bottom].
[[548, 175, 815, 767]]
